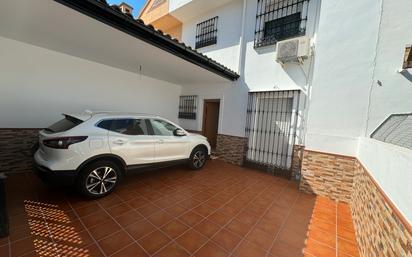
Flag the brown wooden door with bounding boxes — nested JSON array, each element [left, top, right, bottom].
[[202, 100, 220, 149]]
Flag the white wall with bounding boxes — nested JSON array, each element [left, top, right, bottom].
[[305, 0, 412, 222], [357, 0, 412, 224], [305, 0, 412, 153], [365, 0, 412, 136], [242, 0, 320, 93], [169, 0, 191, 12], [304, 0, 382, 156], [180, 0, 242, 72], [178, 0, 321, 138], [180, 80, 248, 137], [180, 0, 320, 91], [358, 138, 412, 224], [0, 36, 182, 128]]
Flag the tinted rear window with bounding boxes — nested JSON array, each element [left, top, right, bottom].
[[46, 116, 83, 133]]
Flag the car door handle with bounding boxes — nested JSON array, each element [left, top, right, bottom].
[[158, 139, 164, 144], [113, 140, 126, 145]]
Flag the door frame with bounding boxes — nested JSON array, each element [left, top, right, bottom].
[[202, 99, 221, 147]]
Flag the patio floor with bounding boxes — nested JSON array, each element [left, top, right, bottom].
[[304, 197, 360, 257], [1, 160, 329, 257]]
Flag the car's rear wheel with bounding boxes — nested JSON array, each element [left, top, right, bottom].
[[77, 160, 122, 198], [189, 146, 207, 170]]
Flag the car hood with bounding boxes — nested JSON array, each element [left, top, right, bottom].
[[188, 132, 207, 140]]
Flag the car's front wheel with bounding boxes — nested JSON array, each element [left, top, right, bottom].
[[77, 160, 122, 198], [189, 146, 208, 170]]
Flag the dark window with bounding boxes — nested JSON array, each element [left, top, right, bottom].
[[196, 17, 218, 49], [254, 0, 309, 48], [46, 115, 83, 133], [107, 119, 150, 135], [97, 120, 113, 130], [178, 95, 197, 120], [150, 119, 177, 136]]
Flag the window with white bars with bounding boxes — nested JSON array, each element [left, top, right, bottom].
[[178, 96, 197, 120], [196, 17, 218, 49], [254, 0, 309, 48]]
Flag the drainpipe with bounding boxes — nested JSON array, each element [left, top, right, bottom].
[[236, 0, 249, 140], [301, 0, 322, 148], [0, 173, 8, 237], [296, 0, 322, 181], [237, 0, 248, 77]]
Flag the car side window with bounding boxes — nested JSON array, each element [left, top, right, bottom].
[[97, 120, 113, 130], [113, 119, 150, 135], [98, 119, 149, 135], [150, 119, 177, 136]]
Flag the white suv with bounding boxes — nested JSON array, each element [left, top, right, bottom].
[[34, 111, 211, 198]]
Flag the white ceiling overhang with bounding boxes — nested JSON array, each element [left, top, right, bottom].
[[169, 0, 236, 22], [0, 0, 239, 85]]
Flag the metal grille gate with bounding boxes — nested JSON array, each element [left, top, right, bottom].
[[245, 90, 300, 177]]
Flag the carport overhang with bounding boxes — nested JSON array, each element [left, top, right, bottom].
[[0, 0, 239, 85]]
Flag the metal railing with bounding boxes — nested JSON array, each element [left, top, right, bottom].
[[244, 90, 301, 177], [178, 95, 197, 120], [196, 17, 218, 49], [254, 0, 309, 48]]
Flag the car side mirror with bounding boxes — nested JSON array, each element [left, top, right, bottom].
[[174, 128, 186, 137]]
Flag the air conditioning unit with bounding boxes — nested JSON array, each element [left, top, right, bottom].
[[276, 36, 311, 64]]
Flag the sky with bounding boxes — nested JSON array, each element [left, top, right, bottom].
[[107, 0, 146, 16]]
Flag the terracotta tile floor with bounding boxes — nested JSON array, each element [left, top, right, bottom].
[[1, 160, 320, 257], [304, 197, 360, 257]]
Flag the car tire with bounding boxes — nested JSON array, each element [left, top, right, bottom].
[[76, 160, 122, 198], [189, 146, 208, 170]]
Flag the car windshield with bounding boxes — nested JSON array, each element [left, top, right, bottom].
[[46, 115, 83, 133]]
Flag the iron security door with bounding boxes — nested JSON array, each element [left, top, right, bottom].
[[245, 90, 300, 177]]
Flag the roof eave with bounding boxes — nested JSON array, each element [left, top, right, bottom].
[[54, 0, 240, 82]]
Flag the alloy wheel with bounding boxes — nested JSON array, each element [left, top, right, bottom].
[[85, 166, 117, 195], [193, 150, 206, 168]]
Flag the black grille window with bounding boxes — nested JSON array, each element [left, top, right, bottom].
[[196, 17, 218, 49], [178, 96, 197, 120], [255, 0, 309, 48]]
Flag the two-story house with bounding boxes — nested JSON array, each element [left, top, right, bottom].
[[140, 0, 412, 255], [140, 0, 321, 179], [0, 0, 411, 255]]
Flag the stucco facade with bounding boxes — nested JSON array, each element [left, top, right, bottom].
[[1, 0, 412, 254], [176, 0, 321, 139], [165, 0, 412, 253]]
